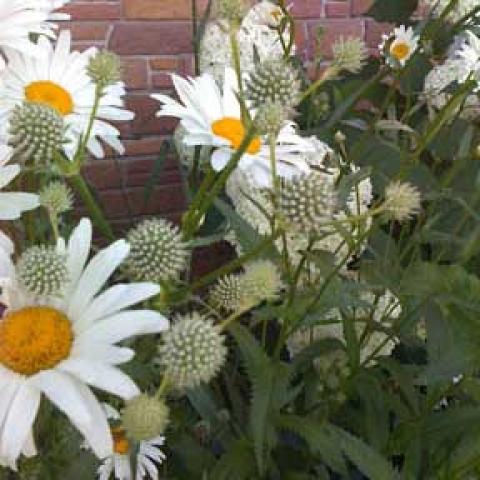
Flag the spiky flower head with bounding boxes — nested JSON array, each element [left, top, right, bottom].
[[383, 181, 421, 222], [17, 245, 68, 297], [8, 102, 64, 166], [121, 394, 170, 442], [254, 101, 290, 136], [158, 312, 227, 389], [214, 0, 248, 23], [331, 37, 368, 74], [39, 181, 73, 216], [278, 173, 338, 233], [126, 218, 188, 283], [245, 59, 301, 110], [240, 260, 282, 308], [87, 50, 121, 88], [209, 274, 243, 312]]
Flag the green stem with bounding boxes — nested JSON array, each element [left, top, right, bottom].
[[156, 374, 171, 398], [68, 174, 115, 241], [192, 0, 200, 76]]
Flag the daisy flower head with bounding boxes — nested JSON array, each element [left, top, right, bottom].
[[0, 218, 168, 469], [0, 144, 39, 220], [380, 25, 419, 68], [152, 67, 313, 187], [0, 0, 70, 69], [0, 30, 134, 161], [96, 404, 166, 480]]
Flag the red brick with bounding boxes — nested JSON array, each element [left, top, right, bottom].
[[352, 0, 373, 16], [109, 23, 192, 55], [150, 57, 180, 72], [122, 58, 149, 90], [61, 3, 121, 20], [325, 2, 350, 18], [291, 0, 323, 18], [68, 22, 109, 42], [127, 95, 177, 136], [365, 19, 391, 48], [124, 0, 208, 19]]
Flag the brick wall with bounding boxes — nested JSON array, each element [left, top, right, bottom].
[[61, 0, 380, 232]]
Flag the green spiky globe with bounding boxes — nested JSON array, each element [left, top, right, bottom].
[[279, 173, 338, 233], [8, 102, 64, 165], [126, 218, 188, 283], [122, 394, 170, 442], [245, 59, 301, 110], [158, 312, 227, 389], [17, 246, 68, 297]]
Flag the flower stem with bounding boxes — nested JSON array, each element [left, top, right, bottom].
[[68, 173, 115, 241]]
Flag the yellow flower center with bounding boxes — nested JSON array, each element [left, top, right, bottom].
[[112, 426, 130, 455], [211, 117, 261, 155], [0, 307, 73, 376], [24, 81, 74, 116], [390, 42, 411, 61]]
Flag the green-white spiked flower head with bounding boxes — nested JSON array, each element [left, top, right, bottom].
[[278, 173, 338, 233], [383, 181, 421, 222], [214, 0, 248, 23], [209, 274, 243, 312], [126, 218, 188, 283], [254, 101, 290, 136], [87, 50, 121, 88], [240, 260, 283, 308], [121, 394, 170, 442], [331, 37, 368, 74], [8, 102, 64, 166], [39, 181, 73, 216], [245, 59, 301, 110], [158, 312, 228, 389], [16, 245, 68, 297]]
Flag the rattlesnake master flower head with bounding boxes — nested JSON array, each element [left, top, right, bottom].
[[254, 101, 290, 136], [209, 274, 243, 312], [8, 102, 64, 165], [214, 0, 248, 23], [383, 181, 421, 222], [278, 173, 338, 233], [158, 312, 228, 389], [87, 50, 122, 88], [39, 181, 73, 216], [121, 394, 170, 442], [331, 37, 368, 74], [245, 59, 301, 110], [126, 218, 188, 283], [17, 246, 68, 297], [240, 260, 283, 308]]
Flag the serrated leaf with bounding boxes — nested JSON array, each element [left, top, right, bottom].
[[367, 0, 418, 23]]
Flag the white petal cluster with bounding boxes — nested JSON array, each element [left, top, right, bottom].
[[200, 1, 292, 81]]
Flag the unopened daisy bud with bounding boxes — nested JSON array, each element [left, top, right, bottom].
[[279, 174, 338, 233], [122, 394, 170, 442], [87, 50, 121, 88], [9, 102, 64, 165], [331, 37, 368, 74], [126, 218, 188, 283], [240, 260, 282, 308], [17, 245, 68, 297], [214, 0, 247, 23], [245, 59, 301, 110], [209, 273, 243, 312], [383, 181, 421, 222], [39, 181, 73, 216], [334, 130, 346, 144], [254, 101, 290, 136], [158, 312, 227, 389]]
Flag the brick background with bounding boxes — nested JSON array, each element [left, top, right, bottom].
[[61, 0, 382, 231]]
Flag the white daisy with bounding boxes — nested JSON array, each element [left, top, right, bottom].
[[152, 68, 313, 187], [97, 404, 166, 480], [0, 0, 66, 69], [0, 30, 134, 160], [0, 218, 168, 469], [0, 144, 39, 220], [380, 25, 419, 67], [37, 1, 71, 23]]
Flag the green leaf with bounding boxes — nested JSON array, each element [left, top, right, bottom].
[[210, 438, 258, 480], [326, 424, 398, 480], [367, 0, 418, 23], [276, 415, 348, 475], [143, 140, 170, 208]]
